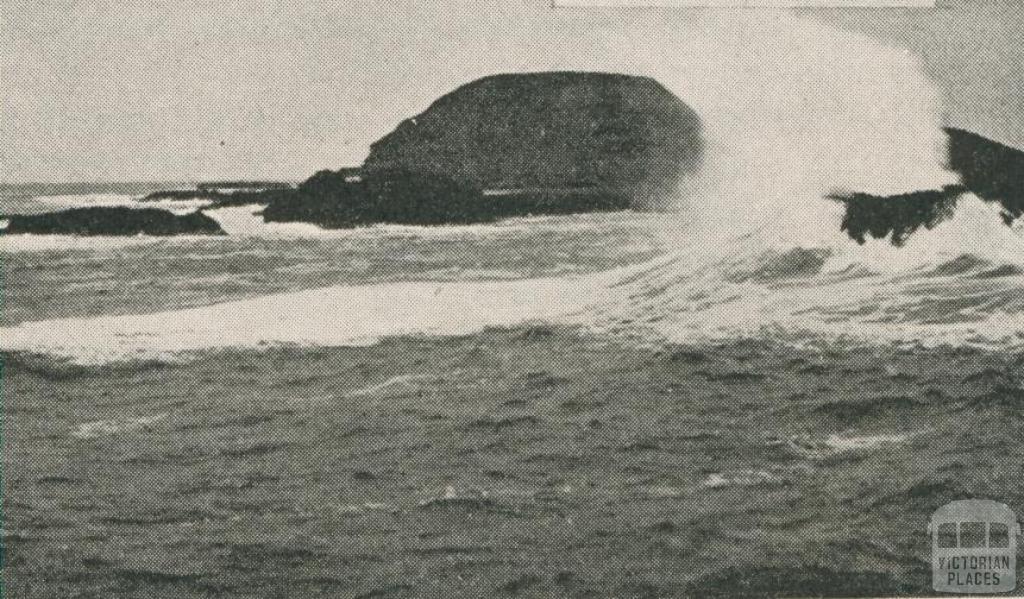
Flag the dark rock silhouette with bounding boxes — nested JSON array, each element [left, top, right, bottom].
[[945, 127, 1024, 223], [73, 75, 1023, 237], [195, 181, 292, 191], [362, 72, 704, 207], [252, 72, 703, 228], [835, 186, 965, 246], [264, 171, 473, 227], [140, 189, 229, 202], [141, 181, 294, 204], [2, 207, 225, 236], [835, 128, 1024, 245], [260, 170, 634, 228]]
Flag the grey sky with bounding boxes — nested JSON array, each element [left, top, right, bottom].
[[2, 0, 1021, 183]]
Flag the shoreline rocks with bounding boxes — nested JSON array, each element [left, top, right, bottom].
[[362, 72, 704, 207], [1, 207, 226, 236]]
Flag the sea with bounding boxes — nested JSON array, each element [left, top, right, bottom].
[[4, 182, 1024, 598], [5, 10, 1024, 595], [4, 181, 1024, 363], [0, 182, 660, 346]]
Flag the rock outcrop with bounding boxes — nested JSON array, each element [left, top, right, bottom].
[[362, 72, 704, 205], [253, 72, 705, 228], [835, 128, 1024, 245], [945, 127, 1024, 222], [261, 171, 488, 227], [141, 181, 294, 204], [836, 186, 965, 246], [2, 207, 226, 236]]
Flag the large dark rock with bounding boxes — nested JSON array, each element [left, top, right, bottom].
[[945, 127, 1024, 222], [1, 207, 225, 236], [260, 169, 636, 229], [260, 72, 704, 229], [361, 72, 704, 205], [834, 128, 1024, 245], [263, 171, 488, 227], [835, 185, 965, 246]]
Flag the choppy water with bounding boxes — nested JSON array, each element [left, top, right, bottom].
[[3, 185, 1024, 363], [0, 182, 200, 215], [0, 186, 658, 340]]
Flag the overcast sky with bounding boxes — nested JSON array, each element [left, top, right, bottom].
[[2, 0, 1021, 183]]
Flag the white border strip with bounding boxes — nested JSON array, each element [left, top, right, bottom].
[[555, 0, 936, 7]]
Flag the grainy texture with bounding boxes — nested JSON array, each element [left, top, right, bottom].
[[4, 3, 1024, 597], [4, 329, 1023, 598]]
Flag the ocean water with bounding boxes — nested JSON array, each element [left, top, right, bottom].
[[6, 184, 1023, 596], [6, 12, 1024, 596], [6, 11, 1024, 362], [3, 183, 1024, 363], [0, 183, 660, 342], [0, 181, 201, 215]]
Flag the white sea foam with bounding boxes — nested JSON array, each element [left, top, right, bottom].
[[32, 193, 212, 215], [786, 432, 915, 459], [347, 374, 440, 398], [201, 203, 647, 240], [824, 434, 911, 452], [0, 275, 605, 363], [5, 231, 1023, 364], [203, 205, 327, 238], [0, 233, 218, 253], [5, 14, 1024, 362], [71, 414, 168, 439]]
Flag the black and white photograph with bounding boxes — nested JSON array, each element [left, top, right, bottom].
[[1, 1, 1023, 597]]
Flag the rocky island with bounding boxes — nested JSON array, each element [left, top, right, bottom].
[[362, 72, 704, 198], [7, 72, 1024, 238], [2, 207, 225, 236], [258, 71, 705, 227]]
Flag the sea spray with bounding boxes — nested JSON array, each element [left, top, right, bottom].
[[4, 12, 1024, 361], [333, 9, 957, 245]]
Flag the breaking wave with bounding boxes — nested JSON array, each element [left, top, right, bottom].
[[31, 193, 212, 215], [594, 195, 1024, 349], [3, 12, 1024, 361]]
